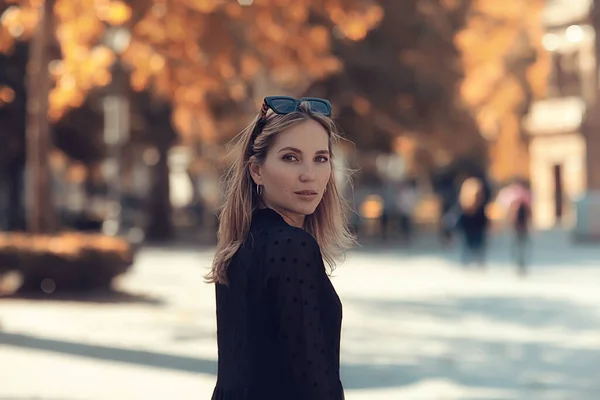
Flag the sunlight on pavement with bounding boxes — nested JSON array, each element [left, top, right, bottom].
[[2, 244, 600, 399]]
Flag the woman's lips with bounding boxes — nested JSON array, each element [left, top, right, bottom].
[[294, 190, 318, 200]]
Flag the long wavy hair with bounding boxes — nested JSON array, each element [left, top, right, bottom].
[[205, 103, 355, 285]]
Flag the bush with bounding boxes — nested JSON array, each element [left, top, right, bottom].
[[0, 232, 134, 293]]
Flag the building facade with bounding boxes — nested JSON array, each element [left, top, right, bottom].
[[524, 0, 600, 232]]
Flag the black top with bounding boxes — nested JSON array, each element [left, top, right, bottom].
[[211, 208, 344, 400], [457, 206, 489, 235]]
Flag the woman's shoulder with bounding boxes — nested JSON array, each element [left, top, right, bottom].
[[251, 209, 319, 248], [261, 223, 319, 252], [258, 225, 321, 275]]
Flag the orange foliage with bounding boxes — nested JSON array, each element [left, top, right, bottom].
[[0, 85, 15, 105], [1, 0, 383, 139], [456, 0, 548, 180]]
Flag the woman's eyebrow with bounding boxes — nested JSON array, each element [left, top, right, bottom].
[[277, 147, 330, 155], [278, 146, 302, 154]]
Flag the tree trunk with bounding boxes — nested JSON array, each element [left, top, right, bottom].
[[25, 0, 56, 233], [146, 145, 173, 241], [6, 161, 26, 231]]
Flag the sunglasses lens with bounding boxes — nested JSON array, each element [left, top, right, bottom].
[[270, 98, 297, 114], [308, 101, 331, 115]]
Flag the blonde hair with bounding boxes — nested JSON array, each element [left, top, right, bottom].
[[205, 103, 355, 284], [459, 177, 485, 215]]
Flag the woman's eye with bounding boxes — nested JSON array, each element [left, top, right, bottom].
[[316, 156, 329, 163], [283, 154, 299, 162]]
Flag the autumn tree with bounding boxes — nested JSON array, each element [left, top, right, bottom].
[[1, 0, 384, 132], [0, 39, 28, 230], [305, 0, 547, 183], [457, 0, 548, 183], [0, 0, 58, 232], [304, 0, 486, 176], [1, 0, 384, 237], [1, 0, 547, 233], [0, 18, 107, 230]]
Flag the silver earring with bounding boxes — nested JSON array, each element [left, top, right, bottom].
[[256, 184, 263, 196]]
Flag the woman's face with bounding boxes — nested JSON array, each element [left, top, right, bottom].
[[250, 119, 332, 227]]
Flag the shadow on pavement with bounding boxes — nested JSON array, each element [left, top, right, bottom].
[[0, 332, 217, 376], [0, 398, 86, 400], [340, 340, 595, 395], [340, 338, 598, 397], [348, 295, 600, 331], [0, 289, 165, 306], [339, 294, 600, 398]]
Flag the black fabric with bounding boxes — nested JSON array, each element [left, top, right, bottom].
[[456, 206, 489, 237], [211, 208, 344, 400], [514, 202, 530, 229]]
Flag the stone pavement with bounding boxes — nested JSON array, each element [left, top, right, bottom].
[[1, 230, 600, 400]]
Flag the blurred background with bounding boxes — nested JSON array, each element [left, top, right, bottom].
[[1, 0, 600, 399]]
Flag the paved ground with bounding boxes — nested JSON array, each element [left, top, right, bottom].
[[1, 230, 600, 400]]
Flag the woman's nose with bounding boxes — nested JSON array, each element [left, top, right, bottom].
[[299, 162, 316, 181]]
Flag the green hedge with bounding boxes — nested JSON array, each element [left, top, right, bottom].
[[0, 232, 134, 293]]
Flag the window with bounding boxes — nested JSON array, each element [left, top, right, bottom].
[[550, 50, 582, 97]]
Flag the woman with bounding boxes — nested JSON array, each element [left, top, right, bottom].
[[206, 96, 354, 400], [504, 182, 532, 274], [452, 177, 489, 267]]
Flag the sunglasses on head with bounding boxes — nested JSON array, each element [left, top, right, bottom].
[[260, 96, 332, 117], [248, 96, 332, 156]]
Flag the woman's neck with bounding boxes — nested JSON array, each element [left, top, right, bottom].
[[259, 202, 305, 228]]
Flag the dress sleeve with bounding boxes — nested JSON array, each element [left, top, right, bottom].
[[266, 231, 342, 399]]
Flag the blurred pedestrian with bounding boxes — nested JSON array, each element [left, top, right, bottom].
[[438, 184, 456, 245], [445, 177, 489, 267], [380, 180, 398, 240], [397, 178, 418, 244], [205, 96, 353, 400], [500, 182, 533, 274]]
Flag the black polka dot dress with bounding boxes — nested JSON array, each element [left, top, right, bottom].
[[211, 208, 344, 400]]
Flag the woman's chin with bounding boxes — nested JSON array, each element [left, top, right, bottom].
[[293, 204, 319, 217]]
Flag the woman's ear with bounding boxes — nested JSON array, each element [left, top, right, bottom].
[[249, 159, 263, 186]]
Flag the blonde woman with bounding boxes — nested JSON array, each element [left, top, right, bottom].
[[454, 177, 489, 266], [206, 96, 354, 400]]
